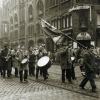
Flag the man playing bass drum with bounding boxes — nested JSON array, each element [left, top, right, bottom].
[[36, 46, 51, 81]]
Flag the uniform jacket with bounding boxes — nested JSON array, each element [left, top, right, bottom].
[[83, 51, 95, 73], [60, 49, 71, 69]]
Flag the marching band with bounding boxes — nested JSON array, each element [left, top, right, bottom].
[[0, 44, 51, 82], [0, 43, 100, 92]]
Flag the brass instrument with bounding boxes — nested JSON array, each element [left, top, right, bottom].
[[5, 50, 11, 61]]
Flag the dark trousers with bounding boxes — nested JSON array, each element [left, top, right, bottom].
[[0, 67, 3, 76], [19, 70, 28, 82], [80, 72, 96, 90], [71, 65, 76, 80], [36, 67, 43, 79], [42, 67, 48, 80], [29, 63, 35, 76], [2, 67, 7, 78], [7, 69, 12, 77], [15, 68, 18, 77], [62, 69, 72, 82]]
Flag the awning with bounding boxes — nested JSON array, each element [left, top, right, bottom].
[[76, 32, 91, 40]]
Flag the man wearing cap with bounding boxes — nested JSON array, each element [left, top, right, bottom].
[[79, 46, 96, 92]]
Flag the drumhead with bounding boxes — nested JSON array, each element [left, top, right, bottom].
[[21, 58, 28, 64], [37, 56, 50, 67]]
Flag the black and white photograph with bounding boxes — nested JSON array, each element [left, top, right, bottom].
[[0, 0, 99, 100]]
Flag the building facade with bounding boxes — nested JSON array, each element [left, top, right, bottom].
[[45, 0, 100, 51], [1, 0, 100, 50], [0, 7, 2, 39], [2, 0, 45, 49], [0, 7, 3, 48]]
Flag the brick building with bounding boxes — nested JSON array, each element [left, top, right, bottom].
[[45, 0, 100, 51]]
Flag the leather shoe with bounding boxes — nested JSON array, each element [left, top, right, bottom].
[[92, 89, 97, 93], [79, 85, 85, 89]]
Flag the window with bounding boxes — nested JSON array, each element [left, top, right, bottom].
[[14, 14, 18, 22], [14, 30, 18, 40], [14, 14, 18, 28], [37, 0, 44, 17], [79, 10, 88, 29], [28, 5, 33, 22], [51, 20, 55, 27], [61, 0, 70, 3], [97, 13, 100, 26], [55, 19, 57, 28], [62, 17, 66, 28], [28, 25, 33, 36], [55, 0, 59, 5], [10, 17, 13, 24], [46, 0, 50, 8], [66, 16, 69, 28], [69, 15, 72, 27], [57, 18, 60, 29]]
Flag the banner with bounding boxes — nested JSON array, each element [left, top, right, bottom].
[[40, 19, 64, 44], [41, 19, 61, 36]]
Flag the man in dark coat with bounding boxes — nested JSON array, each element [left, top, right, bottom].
[[29, 50, 36, 76], [79, 47, 96, 92], [0, 51, 3, 76], [1, 45, 9, 78], [7, 53, 13, 78], [60, 47, 72, 83]]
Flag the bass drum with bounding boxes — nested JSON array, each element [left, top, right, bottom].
[[37, 56, 51, 69]]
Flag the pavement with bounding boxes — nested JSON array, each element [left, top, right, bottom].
[[0, 77, 98, 100], [0, 64, 99, 100], [29, 64, 100, 98]]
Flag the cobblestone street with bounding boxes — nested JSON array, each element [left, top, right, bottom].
[[0, 77, 98, 100], [0, 64, 98, 100]]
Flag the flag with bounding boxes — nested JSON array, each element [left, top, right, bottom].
[[53, 35, 65, 44], [53, 36, 62, 43], [40, 19, 64, 44], [41, 19, 61, 37]]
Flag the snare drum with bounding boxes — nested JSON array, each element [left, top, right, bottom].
[[21, 58, 28, 64]]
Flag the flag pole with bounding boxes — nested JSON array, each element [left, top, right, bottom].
[[38, 17, 98, 57], [39, 18, 87, 49]]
